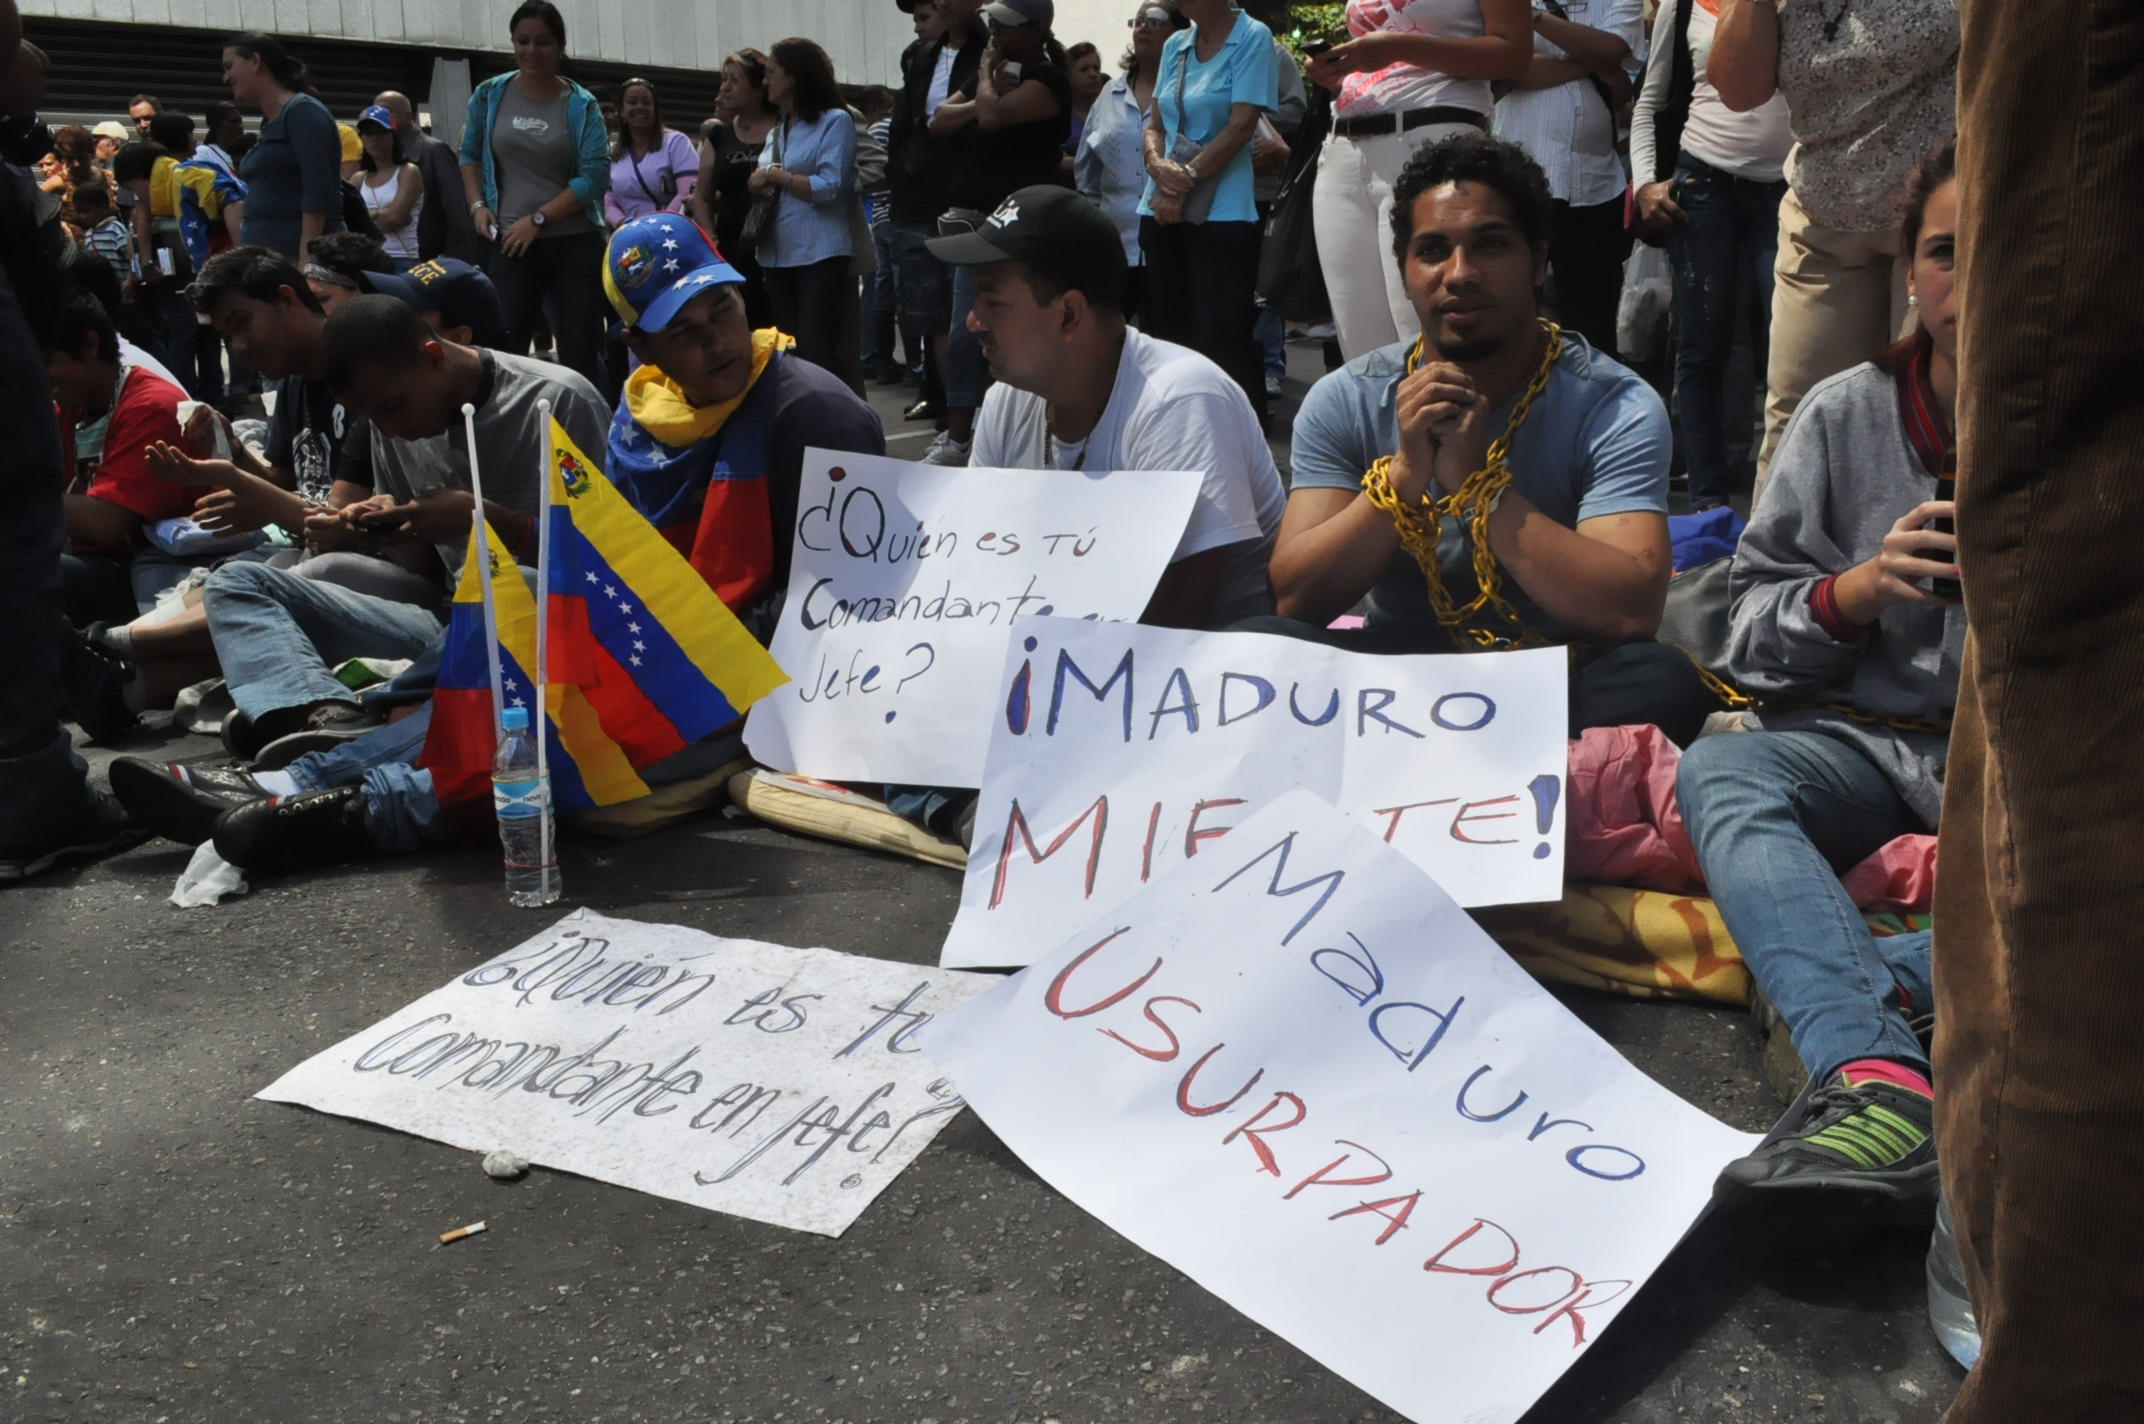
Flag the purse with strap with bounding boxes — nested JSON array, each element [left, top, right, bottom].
[[1256, 84, 1332, 320], [736, 122, 782, 256]]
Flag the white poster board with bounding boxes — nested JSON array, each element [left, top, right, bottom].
[[258, 910, 993, 1237], [744, 450, 1201, 787], [924, 793, 1759, 1424], [942, 618, 1568, 969]]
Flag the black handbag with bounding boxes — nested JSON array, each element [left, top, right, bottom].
[[735, 123, 782, 256], [1255, 86, 1330, 322]]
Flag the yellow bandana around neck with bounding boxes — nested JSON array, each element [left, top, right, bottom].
[[623, 328, 795, 448]]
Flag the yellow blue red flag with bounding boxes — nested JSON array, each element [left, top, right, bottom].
[[419, 419, 788, 808]]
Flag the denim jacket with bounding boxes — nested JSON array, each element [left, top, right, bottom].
[[459, 73, 612, 228]]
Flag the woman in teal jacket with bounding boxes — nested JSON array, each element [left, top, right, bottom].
[[458, 0, 611, 386]]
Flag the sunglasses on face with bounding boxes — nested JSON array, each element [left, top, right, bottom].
[[1130, 10, 1172, 28]]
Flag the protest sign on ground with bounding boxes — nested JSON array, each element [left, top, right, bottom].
[[744, 450, 1199, 787], [942, 619, 1568, 969], [923, 792, 1759, 1424], [258, 910, 992, 1236]]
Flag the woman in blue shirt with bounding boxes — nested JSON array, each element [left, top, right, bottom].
[[1138, 0, 1279, 419], [221, 34, 344, 261], [750, 37, 860, 393], [457, 0, 612, 389], [1078, 2, 1190, 324]]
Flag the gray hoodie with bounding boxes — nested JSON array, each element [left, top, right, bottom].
[[1726, 361, 1967, 826]]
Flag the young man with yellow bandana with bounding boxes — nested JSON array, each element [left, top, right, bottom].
[[603, 214, 885, 641]]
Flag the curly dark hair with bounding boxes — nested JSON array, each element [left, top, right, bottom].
[[1388, 132, 1555, 267]]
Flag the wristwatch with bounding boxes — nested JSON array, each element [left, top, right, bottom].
[[530, 210, 548, 228]]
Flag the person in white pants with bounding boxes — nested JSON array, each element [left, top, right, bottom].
[[1304, 0, 1531, 362]]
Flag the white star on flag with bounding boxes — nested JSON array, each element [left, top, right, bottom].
[[662, 238, 678, 250], [603, 584, 617, 598], [627, 622, 641, 634], [617, 601, 634, 614], [632, 640, 645, 652], [585, 571, 598, 583], [629, 655, 642, 667], [672, 277, 690, 290], [511, 696, 526, 707], [663, 258, 679, 272]]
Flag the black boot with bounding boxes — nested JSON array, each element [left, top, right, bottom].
[[110, 757, 271, 847], [212, 785, 371, 873]]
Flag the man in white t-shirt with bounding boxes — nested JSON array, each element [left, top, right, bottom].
[[926, 183, 1285, 629]]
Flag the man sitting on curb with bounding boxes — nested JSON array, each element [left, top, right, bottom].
[[199, 295, 606, 770], [110, 216, 884, 873], [862, 184, 1290, 844], [928, 184, 1285, 630]]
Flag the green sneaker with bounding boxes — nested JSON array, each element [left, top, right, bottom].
[[1718, 1073, 1938, 1207]]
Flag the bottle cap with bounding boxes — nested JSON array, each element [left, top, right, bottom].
[[501, 705, 530, 732]]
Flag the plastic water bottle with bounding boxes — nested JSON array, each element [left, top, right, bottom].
[[493, 705, 560, 907], [1926, 1193, 1981, 1370]]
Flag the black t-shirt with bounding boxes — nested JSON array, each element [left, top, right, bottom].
[[265, 375, 349, 505], [742, 352, 888, 641], [704, 122, 764, 252], [949, 63, 1072, 213]]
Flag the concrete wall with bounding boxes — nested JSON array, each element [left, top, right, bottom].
[[21, 0, 1142, 89]]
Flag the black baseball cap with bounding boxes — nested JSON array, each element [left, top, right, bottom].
[[361, 258, 507, 348], [926, 185, 1127, 309]]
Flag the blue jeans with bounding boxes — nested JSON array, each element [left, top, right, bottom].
[[288, 708, 751, 856], [860, 217, 898, 362], [1256, 306, 1285, 382], [202, 561, 444, 721], [287, 703, 444, 853], [1678, 729, 1932, 1080], [946, 259, 985, 410], [1664, 153, 1787, 503]]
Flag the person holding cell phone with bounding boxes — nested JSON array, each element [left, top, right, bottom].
[[1629, 0, 1793, 511], [1677, 142, 1963, 1217]]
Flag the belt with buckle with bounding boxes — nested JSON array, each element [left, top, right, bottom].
[[1332, 105, 1488, 139]]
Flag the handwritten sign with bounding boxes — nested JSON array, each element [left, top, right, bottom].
[[941, 618, 1568, 969], [257, 910, 993, 1236], [924, 792, 1758, 1424], [744, 449, 1201, 787]]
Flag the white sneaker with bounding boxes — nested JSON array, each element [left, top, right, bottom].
[[922, 432, 971, 466], [1264, 372, 1285, 399]]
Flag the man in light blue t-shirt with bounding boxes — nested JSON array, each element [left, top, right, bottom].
[[1247, 132, 1718, 745]]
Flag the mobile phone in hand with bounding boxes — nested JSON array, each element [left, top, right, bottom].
[[1302, 39, 1334, 57]]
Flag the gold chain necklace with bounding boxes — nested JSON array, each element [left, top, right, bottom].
[[1360, 321, 1563, 649]]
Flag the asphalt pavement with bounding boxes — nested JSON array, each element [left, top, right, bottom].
[[2, 345, 1963, 1423]]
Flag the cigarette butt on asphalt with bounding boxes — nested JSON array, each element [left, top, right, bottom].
[[438, 1220, 488, 1245]]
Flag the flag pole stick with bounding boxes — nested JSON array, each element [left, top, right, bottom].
[[462, 402, 505, 737], [535, 402, 555, 903]]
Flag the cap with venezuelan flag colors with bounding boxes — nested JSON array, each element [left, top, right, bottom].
[[604, 215, 744, 333]]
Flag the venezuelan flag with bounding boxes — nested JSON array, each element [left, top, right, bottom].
[[419, 525, 652, 810], [542, 417, 788, 767]]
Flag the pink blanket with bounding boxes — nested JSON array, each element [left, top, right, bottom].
[[1564, 725, 1937, 913]]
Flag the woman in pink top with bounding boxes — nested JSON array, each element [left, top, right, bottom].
[[603, 77, 698, 225], [1305, 0, 1531, 361]]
